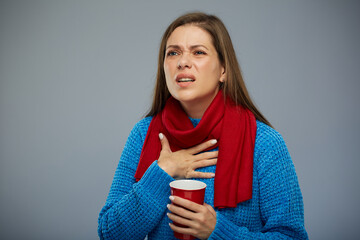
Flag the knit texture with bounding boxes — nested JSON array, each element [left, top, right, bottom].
[[98, 117, 308, 239]]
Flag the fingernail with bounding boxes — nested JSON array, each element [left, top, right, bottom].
[[169, 196, 175, 201], [210, 173, 215, 177], [167, 204, 170, 209], [211, 139, 217, 144], [159, 133, 164, 140]]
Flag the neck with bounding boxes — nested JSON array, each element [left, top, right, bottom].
[[181, 102, 207, 119], [180, 90, 219, 119]]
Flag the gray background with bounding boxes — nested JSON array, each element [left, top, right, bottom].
[[1, 0, 359, 239]]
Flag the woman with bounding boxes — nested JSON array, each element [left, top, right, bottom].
[[98, 12, 308, 240]]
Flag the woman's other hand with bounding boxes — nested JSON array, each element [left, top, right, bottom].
[[157, 133, 217, 179], [167, 196, 216, 240]]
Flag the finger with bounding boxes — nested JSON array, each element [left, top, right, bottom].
[[159, 133, 171, 153], [169, 196, 202, 213], [192, 158, 217, 169], [167, 203, 196, 221], [169, 222, 194, 236], [188, 139, 217, 155], [193, 151, 218, 161], [188, 171, 215, 179], [167, 212, 193, 227]]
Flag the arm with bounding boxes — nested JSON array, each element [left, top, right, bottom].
[[98, 119, 174, 240], [209, 128, 308, 240]]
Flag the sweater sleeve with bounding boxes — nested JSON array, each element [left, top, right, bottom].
[[209, 126, 308, 240], [98, 119, 174, 240]]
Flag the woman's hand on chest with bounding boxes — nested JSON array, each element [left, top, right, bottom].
[[157, 133, 218, 179]]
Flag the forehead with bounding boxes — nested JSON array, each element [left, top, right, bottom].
[[166, 25, 213, 47]]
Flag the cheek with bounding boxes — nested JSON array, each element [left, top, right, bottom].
[[163, 62, 169, 75], [201, 62, 222, 83], [163, 61, 174, 78], [163, 63, 173, 88], [210, 60, 223, 74], [199, 58, 220, 73]]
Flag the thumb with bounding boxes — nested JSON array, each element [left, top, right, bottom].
[[159, 133, 171, 152]]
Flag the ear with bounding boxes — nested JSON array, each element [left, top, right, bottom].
[[220, 66, 226, 83]]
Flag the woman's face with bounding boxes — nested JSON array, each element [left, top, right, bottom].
[[164, 25, 225, 116]]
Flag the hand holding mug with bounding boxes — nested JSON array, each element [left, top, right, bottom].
[[168, 180, 216, 240]]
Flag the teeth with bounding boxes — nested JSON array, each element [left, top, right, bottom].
[[178, 78, 195, 82]]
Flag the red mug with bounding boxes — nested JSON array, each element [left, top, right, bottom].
[[169, 180, 207, 240]]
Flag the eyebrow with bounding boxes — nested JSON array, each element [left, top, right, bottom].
[[166, 44, 209, 50]]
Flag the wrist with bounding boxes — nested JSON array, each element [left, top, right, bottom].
[[157, 160, 176, 178]]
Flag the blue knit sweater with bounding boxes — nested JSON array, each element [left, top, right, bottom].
[[98, 117, 308, 239]]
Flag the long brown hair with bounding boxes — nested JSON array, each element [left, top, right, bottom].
[[146, 12, 271, 127]]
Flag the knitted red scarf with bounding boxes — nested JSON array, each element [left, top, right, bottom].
[[134, 90, 256, 208]]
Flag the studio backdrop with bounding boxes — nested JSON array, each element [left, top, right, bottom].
[[0, 0, 359, 239]]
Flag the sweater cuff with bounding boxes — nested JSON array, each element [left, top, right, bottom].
[[136, 161, 174, 205]]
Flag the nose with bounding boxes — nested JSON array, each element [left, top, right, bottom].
[[177, 53, 192, 70]]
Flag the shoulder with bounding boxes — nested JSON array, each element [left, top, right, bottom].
[[133, 116, 153, 133], [255, 120, 287, 152], [129, 116, 153, 142], [123, 116, 153, 149], [254, 121, 296, 177], [254, 120, 291, 163]]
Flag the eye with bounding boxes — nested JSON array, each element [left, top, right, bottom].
[[166, 51, 178, 56], [194, 50, 206, 55]]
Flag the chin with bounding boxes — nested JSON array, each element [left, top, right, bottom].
[[171, 89, 199, 103]]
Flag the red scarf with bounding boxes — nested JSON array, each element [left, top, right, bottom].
[[134, 91, 256, 208]]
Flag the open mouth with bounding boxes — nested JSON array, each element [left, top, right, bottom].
[[177, 78, 195, 83]]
